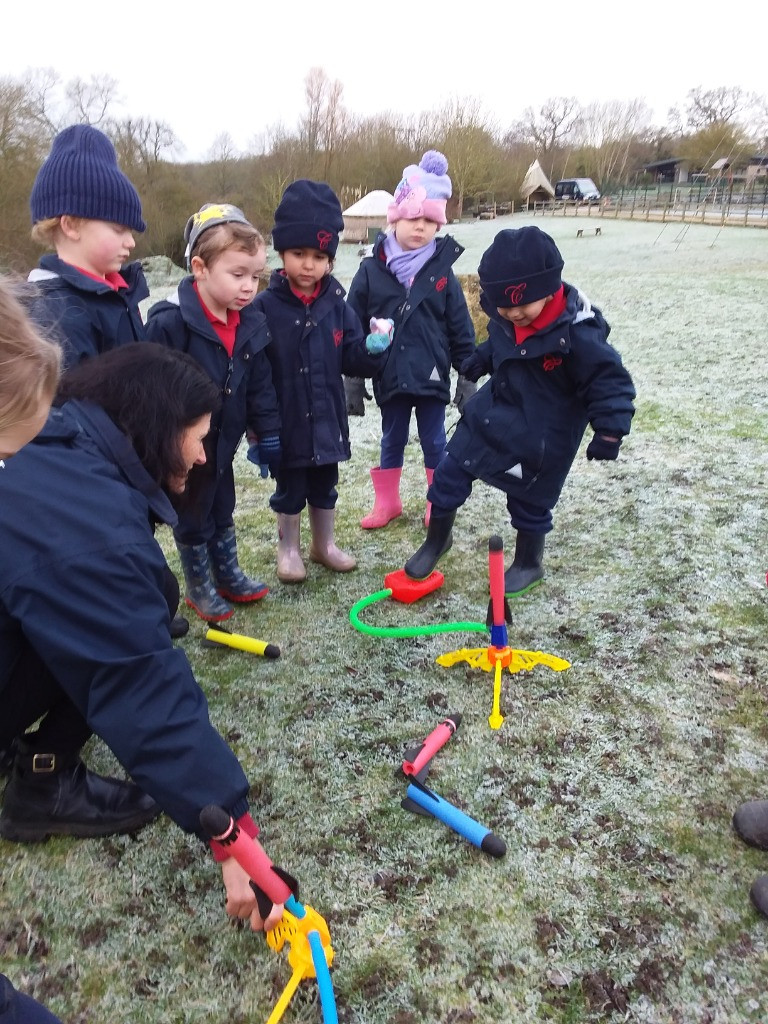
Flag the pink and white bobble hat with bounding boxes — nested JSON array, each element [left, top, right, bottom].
[[387, 150, 452, 226]]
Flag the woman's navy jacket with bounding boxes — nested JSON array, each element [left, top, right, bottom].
[[0, 401, 250, 835]]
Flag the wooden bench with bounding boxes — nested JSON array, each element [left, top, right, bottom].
[[576, 227, 602, 238]]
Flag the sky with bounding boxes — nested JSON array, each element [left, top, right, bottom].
[[6, 0, 765, 161]]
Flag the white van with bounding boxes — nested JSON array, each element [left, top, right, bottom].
[[554, 178, 601, 202]]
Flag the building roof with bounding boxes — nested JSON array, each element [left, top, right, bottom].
[[520, 159, 555, 199], [343, 190, 395, 217]]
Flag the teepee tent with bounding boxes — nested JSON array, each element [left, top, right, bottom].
[[342, 190, 394, 243], [520, 160, 555, 208]]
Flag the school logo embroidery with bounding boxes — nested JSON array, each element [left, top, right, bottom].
[[542, 355, 562, 371], [317, 230, 333, 251], [505, 283, 526, 305], [333, 329, 344, 347], [435, 276, 447, 292]]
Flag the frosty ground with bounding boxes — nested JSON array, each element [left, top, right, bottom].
[[2, 214, 767, 1023]]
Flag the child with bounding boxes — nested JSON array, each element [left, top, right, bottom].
[[347, 150, 476, 530], [404, 225, 636, 596], [27, 124, 148, 369], [146, 204, 281, 622], [253, 180, 390, 583]]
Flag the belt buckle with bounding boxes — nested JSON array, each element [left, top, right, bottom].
[[32, 753, 56, 773]]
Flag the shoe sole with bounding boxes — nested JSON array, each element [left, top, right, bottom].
[[0, 807, 162, 843], [184, 597, 234, 622], [217, 587, 269, 603], [505, 578, 544, 599]]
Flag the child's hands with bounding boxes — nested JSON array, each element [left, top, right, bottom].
[[365, 317, 394, 354], [247, 433, 282, 478], [459, 351, 486, 383], [220, 854, 284, 932], [586, 434, 621, 461]]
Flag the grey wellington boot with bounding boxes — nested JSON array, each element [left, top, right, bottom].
[[209, 526, 268, 602]]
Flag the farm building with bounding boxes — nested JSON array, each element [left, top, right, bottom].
[[520, 159, 555, 207], [341, 190, 394, 244]]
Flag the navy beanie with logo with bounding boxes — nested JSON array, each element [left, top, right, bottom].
[[478, 226, 564, 308], [271, 180, 343, 258], [30, 124, 146, 232]]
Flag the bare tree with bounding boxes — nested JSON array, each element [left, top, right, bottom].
[[685, 86, 751, 129], [297, 66, 347, 179], [207, 132, 238, 195], [435, 97, 498, 219], [574, 99, 652, 186], [109, 117, 178, 178], [510, 97, 582, 155], [64, 74, 119, 126]]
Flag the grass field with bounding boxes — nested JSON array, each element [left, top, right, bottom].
[[2, 215, 768, 1023]]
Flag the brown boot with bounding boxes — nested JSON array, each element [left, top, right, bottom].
[[308, 506, 356, 572], [276, 513, 306, 583]]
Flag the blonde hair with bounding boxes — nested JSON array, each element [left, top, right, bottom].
[[192, 222, 265, 267], [0, 278, 62, 431], [31, 216, 64, 249]]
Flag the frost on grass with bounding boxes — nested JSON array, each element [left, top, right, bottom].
[[2, 216, 768, 1023]]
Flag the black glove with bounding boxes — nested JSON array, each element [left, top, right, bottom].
[[459, 351, 486, 383], [586, 434, 622, 461], [453, 375, 477, 415], [343, 376, 371, 416]]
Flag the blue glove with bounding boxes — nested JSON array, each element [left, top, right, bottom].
[[247, 433, 282, 478], [586, 434, 621, 461], [365, 317, 394, 354]]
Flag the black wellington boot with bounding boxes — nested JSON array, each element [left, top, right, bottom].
[[404, 510, 456, 580], [751, 876, 768, 918], [504, 531, 546, 597], [733, 800, 768, 850], [0, 744, 161, 842]]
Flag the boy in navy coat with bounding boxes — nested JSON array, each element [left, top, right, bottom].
[[27, 124, 148, 370], [253, 180, 389, 582], [404, 226, 636, 596]]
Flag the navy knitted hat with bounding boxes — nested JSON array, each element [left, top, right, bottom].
[[478, 227, 564, 307], [271, 180, 343, 258], [30, 124, 145, 232]]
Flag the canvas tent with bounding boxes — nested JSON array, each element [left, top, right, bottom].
[[342, 190, 394, 243], [520, 160, 555, 208]]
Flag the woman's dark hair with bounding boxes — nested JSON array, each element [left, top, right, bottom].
[[57, 344, 221, 486]]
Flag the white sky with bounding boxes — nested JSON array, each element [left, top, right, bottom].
[[6, 0, 765, 161]]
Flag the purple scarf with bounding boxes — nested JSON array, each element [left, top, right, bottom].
[[383, 233, 437, 289]]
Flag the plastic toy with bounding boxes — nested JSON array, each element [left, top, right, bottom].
[[400, 714, 506, 858], [437, 537, 570, 728], [204, 626, 281, 659], [199, 806, 336, 1024]]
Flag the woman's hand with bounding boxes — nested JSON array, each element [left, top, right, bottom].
[[221, 853, 285, 932]]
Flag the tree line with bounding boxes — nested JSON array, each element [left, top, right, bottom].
[[2, 66, 765, 272]]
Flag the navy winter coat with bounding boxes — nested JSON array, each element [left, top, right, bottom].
[[346, 234, 476, 405], [145, 277, 280, 471], [27, 254, 148, 369], [0, 401, 250, 835], [449, 283, 636, 508], [253, 271, 385, 467]]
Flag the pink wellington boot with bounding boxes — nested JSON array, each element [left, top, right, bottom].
[[360, 467, 403, 529]]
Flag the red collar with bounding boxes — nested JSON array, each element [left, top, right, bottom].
[[71, 265, 128, 291], [513, 285, 566, 345], [282, 271, 322, 305], [193, 282, 241, 330]]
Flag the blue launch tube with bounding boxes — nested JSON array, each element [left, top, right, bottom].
[[405, 782, 506, 858]]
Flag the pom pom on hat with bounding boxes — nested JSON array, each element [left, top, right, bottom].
[[271, 180, 343, 258], [388, 149, 452, 225], [184, 203, 251, 265], [30, 124, 145, 232], [478, 227, 564, 308]]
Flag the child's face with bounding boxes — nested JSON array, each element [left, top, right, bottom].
[[61, 218, 136, 277], [394, 217, 439, 252], [496, 296, 552, 328], [192, 245, 266, 320], [281, 248, 331, 295]]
